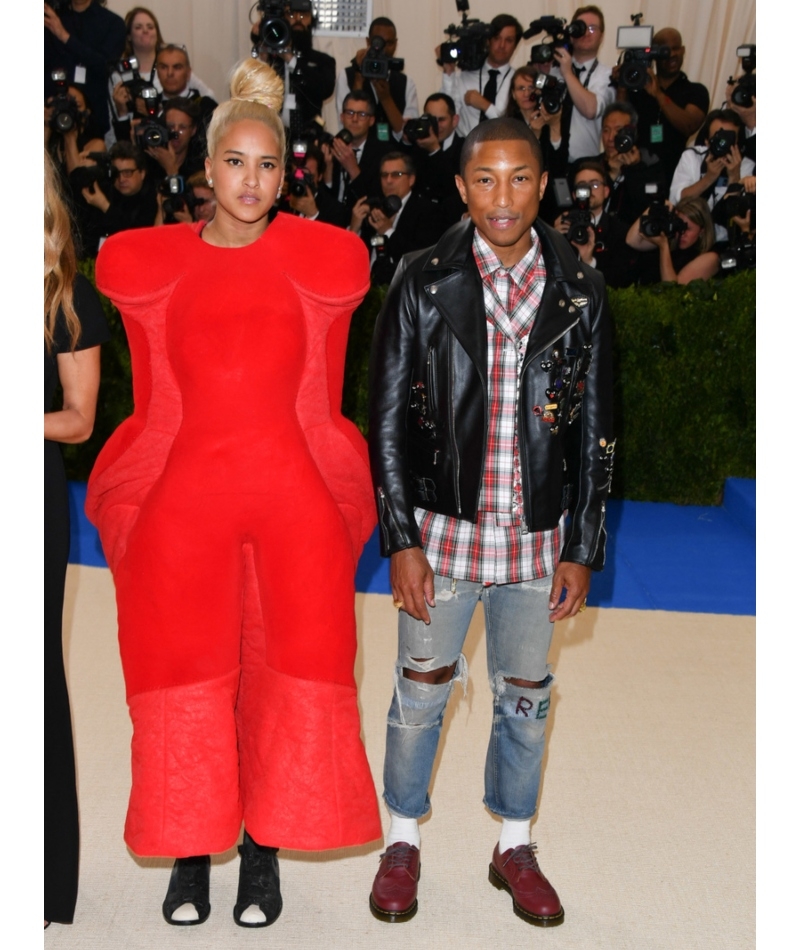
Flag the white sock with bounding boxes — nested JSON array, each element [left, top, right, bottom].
[[498, 818, 530, 854], [386, 812, 420, 848]]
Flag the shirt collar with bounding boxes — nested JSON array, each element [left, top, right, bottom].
[[472, 227, 543, 284]]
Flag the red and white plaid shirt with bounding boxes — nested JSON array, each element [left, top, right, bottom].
[[416, 228, 562, 584]]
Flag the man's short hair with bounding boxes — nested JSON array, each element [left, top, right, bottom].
[[572, 5, 605, 34], [573, 159, 609, 187], [343, 89, 375, 114], [381, 150, 416, 176], [424, 92, 456, 116], [158, 43, 190, 68], [695, 108, 742, 146], [489, 14, 523, 44], [162, 97, 200, 122], [369, 17, 396, 34], [460, 117, 544, 177], [109, 140, 146, 170], [603, 101, 638, 127]]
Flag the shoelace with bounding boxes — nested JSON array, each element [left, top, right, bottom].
[[379, 844, 417, 870], [506, 843, 542, 872]]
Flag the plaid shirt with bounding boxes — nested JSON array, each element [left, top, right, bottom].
[[416, 228, 562, 584]]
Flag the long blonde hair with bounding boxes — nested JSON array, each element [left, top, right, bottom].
[[206, 59, 286, 162], [44, 150, 80, 353]]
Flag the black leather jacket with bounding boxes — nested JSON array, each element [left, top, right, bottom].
[[368, 218, 615, 571]]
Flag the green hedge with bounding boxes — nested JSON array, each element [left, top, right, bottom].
[[62, 266, 755, 505]]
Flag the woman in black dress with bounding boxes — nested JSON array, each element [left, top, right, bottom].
[[44, 149, 109, 927]]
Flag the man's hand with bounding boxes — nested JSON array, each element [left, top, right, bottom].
[[642, 66, 659, 98], [112, 81, 132, 117], [435, 44, 456, 74], [741, 175, 756, 194], [390, 547, 436, 624], [81, 181, 111, 213], [331, 137, 360, 178], [349, 195, 371, 232], [464, 88, 491, 113], [413, 128, 440, 153], [618, 145, 641, 166], [553, 213, 570, 236], [722, 143, 743, 183], [289, 186, 318, 218], [147, 142, 181, 176], [372, 78, 392, 103], [573, 225, 596, 264], [552, 46, 574, 73], [369, 205, 396, 235], [548, 562, 591, 622], [44, 3, 70, 43]]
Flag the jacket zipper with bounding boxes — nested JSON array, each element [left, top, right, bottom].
[[377, 487, 405, 548], [448, 335, 462, 514], [427, 346, 438, 415]]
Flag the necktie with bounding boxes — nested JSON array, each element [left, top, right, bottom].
[[479, 69, 500, 122], [572, 64, 586, 80]]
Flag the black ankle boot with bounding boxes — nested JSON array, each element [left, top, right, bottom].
[[162, 855, 211, 926], [233, 830, 282, 928]]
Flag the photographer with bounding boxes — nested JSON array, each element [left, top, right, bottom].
[[107, 7, 163, 140], [403, 94, 466, 226], [669, 109, 754, 242], [45, 82, 105, 175], [553, 161, 635, 287], [626, 196, 720, 284], [80, 140, 157, 236], [349, 151, 444, 285], [616, 29, 709, 182], [142, 97, 206, 181], [727, 61, 755, 167], [325, 91, 389, 211], [438, 14, 523, 138], [288, 144, 349, 227], [594, 102, 666, 227], [185, 171, 216, 223], [252, 1, 335, 137], [548, 6, 615, 164], [335, 17, 419, 143], [45, 0, 126, 137]]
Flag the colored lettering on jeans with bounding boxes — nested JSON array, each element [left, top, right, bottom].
[[515, 697, 533, 717], [536, 698, 550, 719]]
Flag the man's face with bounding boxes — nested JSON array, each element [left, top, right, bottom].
[[573, 169, 608, 212], [653, 29, 684, 78], [456, 138, 547, 265], [112, 158, 146, 196], [191, 184, 216, 222], [380, 158, 414, 199], [572, 13, 603, 58], [285, 5, 312, 32], [487, 26, 518, 67], [369, 25, 397, 58], [424, 99, 459, 143], [305, 155, 321, 187], [601, 110, 631, 157], [165, 108, 195, 154], [157, 50, 190, 96], [341, 100, 375, 142]]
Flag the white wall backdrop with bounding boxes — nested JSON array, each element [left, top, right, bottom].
[[106, 0, 755, 135]]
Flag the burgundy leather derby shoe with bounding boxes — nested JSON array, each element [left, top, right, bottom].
[[369, 842, 420, 922], [489, 843, 564, 926]]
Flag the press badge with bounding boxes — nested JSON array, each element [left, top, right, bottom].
[[650, 123, 664, 144], [285, 92, 297, 111], [74, 64, 87, 85], [377, 122, 390, 142]]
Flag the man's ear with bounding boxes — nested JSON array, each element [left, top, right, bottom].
[[455, 174, 468, 206]]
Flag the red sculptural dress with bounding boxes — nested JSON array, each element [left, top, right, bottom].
[[86, 214, 381, 857]]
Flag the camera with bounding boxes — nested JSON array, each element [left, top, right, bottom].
[[728, 44, 755, 108], [532, 73, 566, 114], [134, 85, 177, 149], [707, 129, 737, 159], [716, 183, 755, 232], [362, 34, 404, 81], [639, 201, 687, 239], [111, 56, 150, 105], [289, 141, 315, 198], [562, 182, 593, 245], [370, 234, 388, 259], [159, 175, 198, 219], [71, 152, 114, 192], [48, 69, 80, 133], [614, 124, 637, 153], [719, 239, 755, 273], [404, 114, 436, 144], [255, 1, 292, 55], [367, 194, 402, 218], [439, 1, 492, 73], [524, 16, 587, 66], [613, 20, 670, 91]]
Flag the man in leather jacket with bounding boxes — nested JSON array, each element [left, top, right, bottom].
[[368, 117, 614, 927]]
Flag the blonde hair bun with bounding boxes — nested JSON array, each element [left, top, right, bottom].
[[229, 58, 284, 112]]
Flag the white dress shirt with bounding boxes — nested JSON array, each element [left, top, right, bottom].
[[669, 145, 755, 241], [442, 62, 513, 138], [552, 58, 614, 163], [334, 68, 419, 141]]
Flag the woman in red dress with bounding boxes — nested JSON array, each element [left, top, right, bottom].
[[86, 58, 380, 928]]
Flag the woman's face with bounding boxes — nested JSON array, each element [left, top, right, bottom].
[[130, 13, 158, 53], [204, 119, 284, 228], [512, 75, 536, 111], [677, 212, 703, 250]]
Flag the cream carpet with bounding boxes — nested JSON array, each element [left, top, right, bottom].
[[47, 565, 755, 950]]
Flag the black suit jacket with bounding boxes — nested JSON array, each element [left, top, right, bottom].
[[413, 136, 465, 225], [360, 190, 445, 284], [289, 48, 336, 124], [327, 136, 390, 211]]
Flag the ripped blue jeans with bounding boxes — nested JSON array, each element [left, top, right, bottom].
[[383, 573, 555, 822]]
